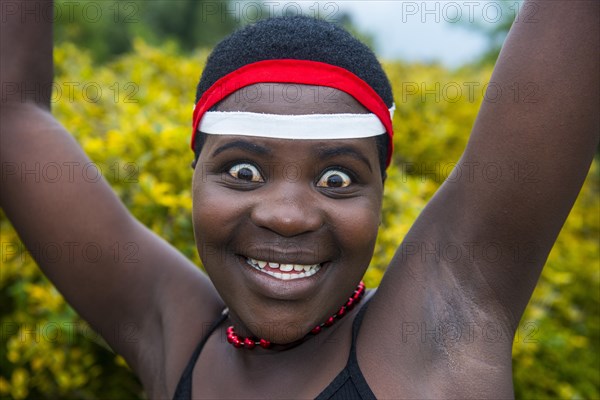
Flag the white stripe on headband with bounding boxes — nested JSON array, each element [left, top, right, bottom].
[[198, 106, 395, 140]]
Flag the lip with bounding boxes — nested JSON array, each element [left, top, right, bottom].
[[236, 254, 328, 300], [237, 246, 324, 265]]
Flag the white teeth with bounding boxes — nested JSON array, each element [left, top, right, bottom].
[[245, 258, 321, 280], [280, 264, 294, 272]]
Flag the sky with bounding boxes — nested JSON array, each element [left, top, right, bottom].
[[270, 1, 516, 67], [338, 1, 490, 66]]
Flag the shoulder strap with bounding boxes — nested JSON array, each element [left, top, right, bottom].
[[314, 298, 377, 400], [346, 299, 377, 399], [173, 309, 228, 400]]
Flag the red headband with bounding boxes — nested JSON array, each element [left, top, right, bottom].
[[192, 59, 394, 166]]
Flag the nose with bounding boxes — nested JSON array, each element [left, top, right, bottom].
[[251, 182, 323, 237]]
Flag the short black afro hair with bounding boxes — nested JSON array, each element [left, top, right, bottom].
[[193, 16, 394, 178]]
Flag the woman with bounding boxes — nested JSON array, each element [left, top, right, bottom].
[[1, 0, 598, 398]]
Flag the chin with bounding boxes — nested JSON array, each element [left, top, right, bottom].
[[229, 304, 316, 344]]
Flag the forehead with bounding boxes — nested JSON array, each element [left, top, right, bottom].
[[216, 84, 370, 115]]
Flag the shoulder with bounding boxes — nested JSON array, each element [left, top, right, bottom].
[[134, 257, 225, 399]]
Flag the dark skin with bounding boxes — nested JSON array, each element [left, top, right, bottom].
[[1, 1, 598, 398]]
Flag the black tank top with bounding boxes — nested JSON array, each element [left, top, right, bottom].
[[173, 301, 376, 400]]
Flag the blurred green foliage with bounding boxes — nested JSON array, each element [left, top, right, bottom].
[[54, 0, 238, 62], [1, 40, 598, 399]]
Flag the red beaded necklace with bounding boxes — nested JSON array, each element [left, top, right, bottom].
[[226, 281, 366, 349]]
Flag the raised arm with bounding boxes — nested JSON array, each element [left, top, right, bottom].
[[0, 0, 222, 393], [362, 1, 598, 393], [412, 0, 599, 321]]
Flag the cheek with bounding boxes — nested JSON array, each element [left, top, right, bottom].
[[191, 175, 244, 258], [328, 199, 381, 260]]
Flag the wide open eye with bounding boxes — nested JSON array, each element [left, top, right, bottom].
[[317, 169, 352, 188], [228, 163, 264, 182]]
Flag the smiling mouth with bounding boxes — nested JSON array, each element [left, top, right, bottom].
[[245, 257, 322, 280]]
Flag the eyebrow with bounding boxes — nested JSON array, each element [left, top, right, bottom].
[[317, 146, 372, 172], [211, 140, 372, 172], [212, 140, 272, 158]]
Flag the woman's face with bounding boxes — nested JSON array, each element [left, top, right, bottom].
[[192, 84, 384, 343]]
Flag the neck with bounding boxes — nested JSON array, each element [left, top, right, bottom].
[[225, 281, 366, 350]]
